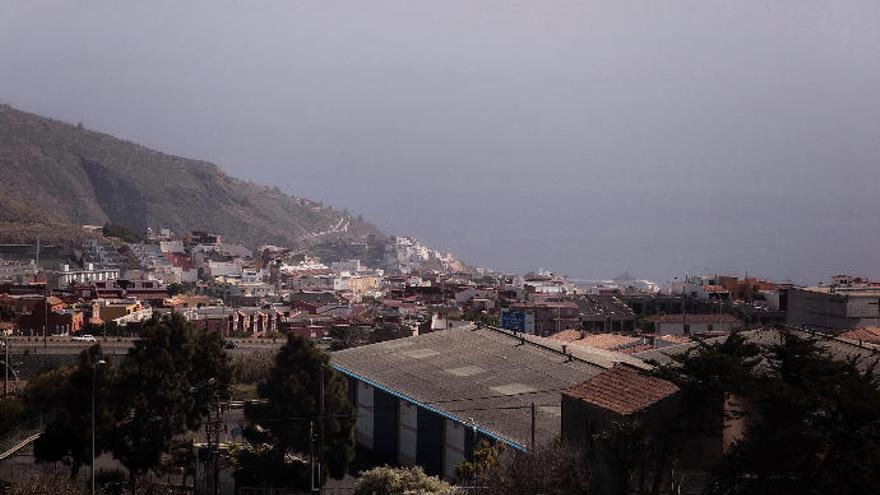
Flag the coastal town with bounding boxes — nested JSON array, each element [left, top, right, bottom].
[[3, 224, 876, 347], [3, 223, 880, 493], [0, 224, 792, 346]]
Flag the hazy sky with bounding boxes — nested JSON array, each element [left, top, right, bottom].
[[2, 1, 879, 283]]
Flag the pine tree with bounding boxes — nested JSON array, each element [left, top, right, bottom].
[[33, 345, 113, 476], [108, 314, 230, 482], [243, 335, 355, 486]]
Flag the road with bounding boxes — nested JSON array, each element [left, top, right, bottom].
[[3, 336, 284, 356]]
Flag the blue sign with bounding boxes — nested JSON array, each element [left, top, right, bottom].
[[501, 310, 526, 332]]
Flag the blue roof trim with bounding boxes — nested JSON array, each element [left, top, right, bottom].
[[332, 363, 528, 452]]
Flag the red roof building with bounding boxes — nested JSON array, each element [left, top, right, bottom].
[[563, 364, 679, 416]]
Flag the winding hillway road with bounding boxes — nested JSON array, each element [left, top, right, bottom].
[[295, 216, 351, 242]]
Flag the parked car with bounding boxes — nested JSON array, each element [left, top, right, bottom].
[[71, 334, 97, 343]]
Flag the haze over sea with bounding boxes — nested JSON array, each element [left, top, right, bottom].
[[2, 1, 879, 283]]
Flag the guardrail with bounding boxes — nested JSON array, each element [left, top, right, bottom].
[[0, 432, 40, 462]]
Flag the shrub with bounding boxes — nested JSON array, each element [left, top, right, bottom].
[[354, 466, 458, 495]]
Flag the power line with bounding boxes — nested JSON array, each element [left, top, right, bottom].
[[420, 385, 574, 406]]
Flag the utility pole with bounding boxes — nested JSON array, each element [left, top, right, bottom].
[[191, 378, 223, 495], [556, 304, 560, 334], [530, 402, 536, 452], [204, 391, 223, 495], [309, 421, 317, 493], [3, 336, 8, 398], [318, 366, 325, 491], [91, 359, 106, 495], [469, 417, 478, 490], [43, 294, 49, 350], [681, 284, 688, 336]]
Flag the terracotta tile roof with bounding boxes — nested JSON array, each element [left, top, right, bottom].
[[659, 334, 692, 345], [563, 364, 679, 415], [549, 330, 642, 351], [702, 284, 729, 293], [579, 333, 641, 350], [838, 327, 880, 345], [549, 329, 582, 343], [164, 252, 195, 270]]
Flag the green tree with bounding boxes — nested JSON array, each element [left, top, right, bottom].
[[231, 443, 310, 490], [166, 283, 186, 297], [462, 310, 498, 327], [157, 438, 198, 488], [23, 366, 72, 415], [328, 325, 371, 351], [707, 331, 880, 495], [108, 314, 230, 482], [243, 335, 354, 486], [354, 466, 457, 495], [455, 439, 501, 486], [33, 345, 113, 476], [649, 329, 880, 495], [651, 332, 762, 442], [0, 396, 26, 437], [101, 223, 142, 243]]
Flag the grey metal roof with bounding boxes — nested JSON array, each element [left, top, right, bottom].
[[575, 294, 636, 320], [331, 325, 609, 449], [635, 327, 880, 371]]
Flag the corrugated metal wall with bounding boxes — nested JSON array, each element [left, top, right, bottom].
[[398, 401, 418, 466], [355, 381, 374, 449], [442, 419, 466, 479]]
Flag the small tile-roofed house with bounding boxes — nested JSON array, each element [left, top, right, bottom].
[[562, 364, 679, 417], [561, 364, 681, 494]]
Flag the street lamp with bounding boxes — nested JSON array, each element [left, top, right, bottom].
[[92, 359, 107, 495], [189, 377, 222, 495]]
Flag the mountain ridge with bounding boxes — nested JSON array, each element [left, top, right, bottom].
[[0, 104, 381, 248]]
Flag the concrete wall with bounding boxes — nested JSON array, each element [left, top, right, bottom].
[[442, 419, 466, 479], [398, 402, 418, 466], [788, 288, 880, 331], [657, 320, 739, 336], [355, 382, 374, 449]]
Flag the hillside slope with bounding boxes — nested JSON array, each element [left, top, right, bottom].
[[0, 104, 380, 247]]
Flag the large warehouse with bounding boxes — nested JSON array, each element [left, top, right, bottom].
[[331, 324, 646, 479]]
